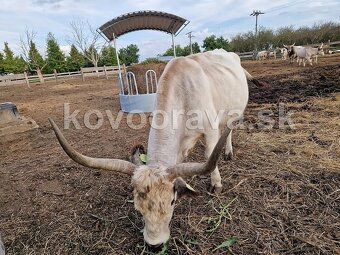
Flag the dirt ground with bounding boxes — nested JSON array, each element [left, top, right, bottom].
[[0, 54, 339, 255]]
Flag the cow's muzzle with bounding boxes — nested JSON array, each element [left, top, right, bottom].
[[147, 242, 163, 252]]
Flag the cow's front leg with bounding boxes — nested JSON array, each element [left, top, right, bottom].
[[205, 132, 223, 194]]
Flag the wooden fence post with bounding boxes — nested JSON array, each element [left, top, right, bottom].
[[24, 71, 30, 88], [54, 69, 58, 82]]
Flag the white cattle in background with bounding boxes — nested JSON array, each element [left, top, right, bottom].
[[268, 49, 277, 59], [256, 50, 268, 60], [308, 43, 325, 63], [283, 44, 297, 63], [280, 48, 288, 60], [284, 43, 324, 66]]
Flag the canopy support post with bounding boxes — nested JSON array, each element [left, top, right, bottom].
[[171, 33, 176, 58], [113, 34, 124, 95]]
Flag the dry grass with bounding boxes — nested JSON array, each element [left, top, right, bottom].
[[0, 57, 339, 255], [173, 94, 340, 254]]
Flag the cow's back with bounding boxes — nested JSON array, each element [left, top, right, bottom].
[[149, 50, 249, 165], [293, 46, 307, 57], [156, 49, 248, 114]]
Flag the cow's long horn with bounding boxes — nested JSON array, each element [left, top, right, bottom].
[[49, 118, 135, 175], [167, 127, 232, 179]]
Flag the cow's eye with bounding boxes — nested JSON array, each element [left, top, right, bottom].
[[171, 199, 175, 206]]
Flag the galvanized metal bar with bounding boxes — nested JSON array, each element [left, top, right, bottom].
[[113, 34, 124, 95]]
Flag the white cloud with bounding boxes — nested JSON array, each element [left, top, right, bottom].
[[0, 0, 339, 58], [60, 45, 71, 56]]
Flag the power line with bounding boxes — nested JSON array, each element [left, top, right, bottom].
[[265, 0, 310, 14]]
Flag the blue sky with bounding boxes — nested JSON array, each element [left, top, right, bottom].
[[0, 0, 339, 60]]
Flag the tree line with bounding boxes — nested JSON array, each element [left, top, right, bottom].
[[0, 21, 139, 80], [230, 21, 340, 52], [161, 36, 230, 57], [159, 21, 340, 58], [0, 35, 138, 76], [1, 21, 339, 76]]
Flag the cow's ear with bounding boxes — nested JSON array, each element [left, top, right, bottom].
[[130, 145, 147, 166], [174, 177, 198, 199]]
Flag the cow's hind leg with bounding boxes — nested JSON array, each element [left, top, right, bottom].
[[308, 57, 313, 66], [224, 130, 233, 160], [205, 131, 223, 194]]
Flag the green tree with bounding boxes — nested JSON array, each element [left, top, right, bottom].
[[66, 44, 85, 71], [203, 35, 230, 51], [2, 42, 15, 73], [3, 42, 14, 60], [231, 31, 255, 52], [0, 52, 4, 74], [191, 42, 201, 54], [181, 45, 191, 56], [45, 32, 65, 73], [119, 44, 139, 65], [257, 27, 275, 50], [163, 43, 201, 57], [21, 30, 47, 82], [28, 41, 45, 71], [229, 21, 340, 53], [163, 46, 173, 56], [14, 56, 26, 73], [182, 42, 201, 56], [163, 45, 184, 56], [69, 20, 102, 68], [2, 42, 26, 74], [99, 45, 118, 66]]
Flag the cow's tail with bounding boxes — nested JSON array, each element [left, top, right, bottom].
[[243, 68, 269, 87]]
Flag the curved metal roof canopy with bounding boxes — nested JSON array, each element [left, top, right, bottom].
[[98, 10, 189, 41]]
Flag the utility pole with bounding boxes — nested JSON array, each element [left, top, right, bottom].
[[250, 10, 264, 53], [185, 31, 194, 54]]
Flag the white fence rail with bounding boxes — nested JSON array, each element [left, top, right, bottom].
[[1, 41, 339, 86], [0, 73, 29, 86], [81, 65, 120, 81], [0, 65, 121, 87]]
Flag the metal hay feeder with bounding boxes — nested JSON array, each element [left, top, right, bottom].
[[97, 10, 189, 113]]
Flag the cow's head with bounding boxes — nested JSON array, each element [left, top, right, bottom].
[[131, 165, 197, 246], [318, 43, 325, 55], [312, 43, 324, 55], [283, 43, 296, 57], [49, 118, 230, 247]]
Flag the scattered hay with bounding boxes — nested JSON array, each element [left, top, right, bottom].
[[0, 58, 339, 254]]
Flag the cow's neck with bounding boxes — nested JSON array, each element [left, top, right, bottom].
[[147, 92, 186, 167], [147, 128, 181, 167]]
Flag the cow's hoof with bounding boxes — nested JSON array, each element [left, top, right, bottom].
[[214, 186, 223, 194], [224, 152, 233, 161], [209, 184, 223, 194]]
